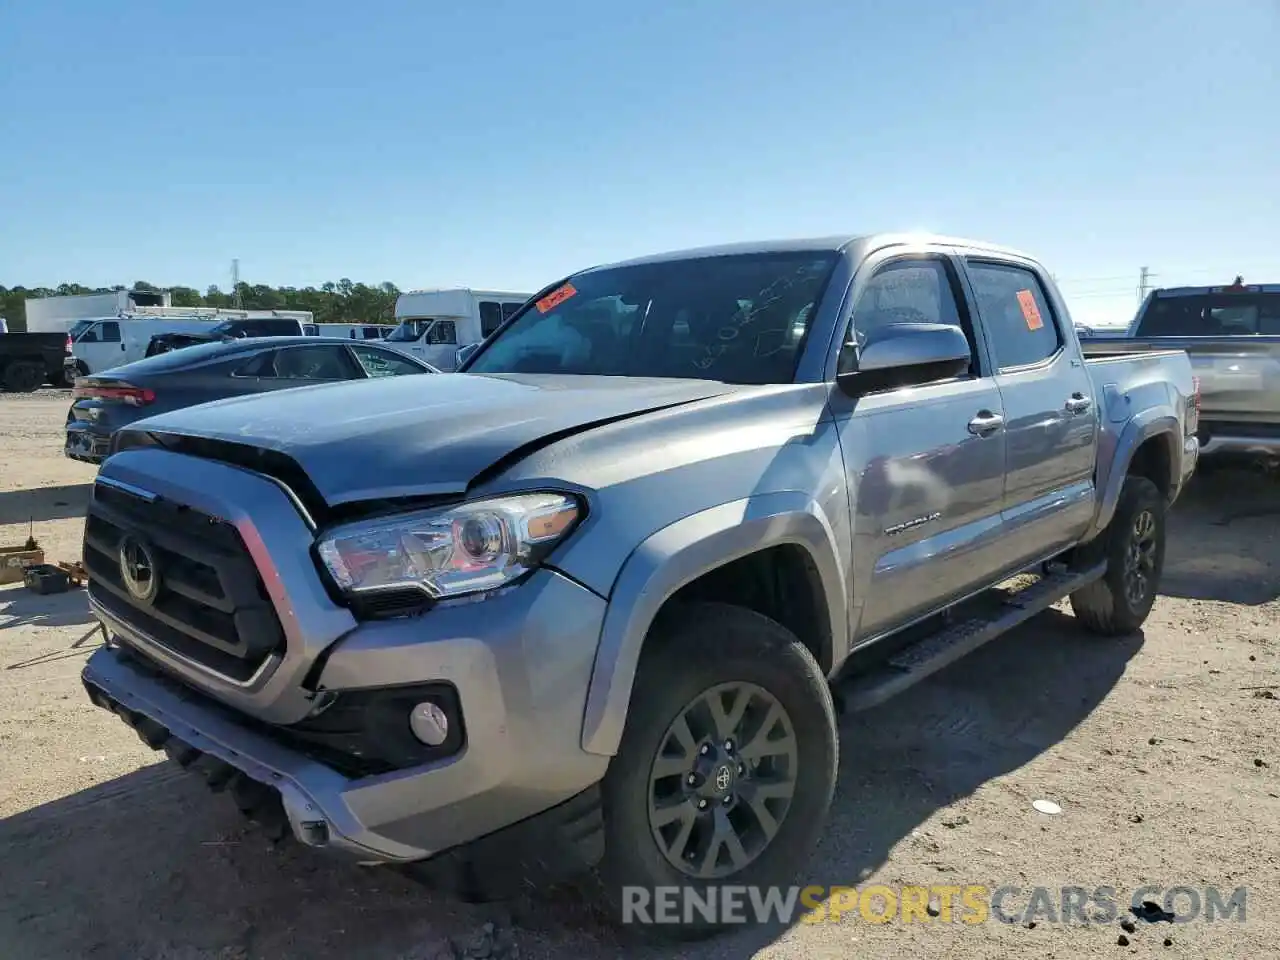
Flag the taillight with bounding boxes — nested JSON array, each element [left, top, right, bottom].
[[65, 334, 73, 354], [1187, 376, 1201, 436], [72, 381, 156, 407]]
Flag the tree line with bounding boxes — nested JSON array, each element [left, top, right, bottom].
[[0, 279, 402, 332]]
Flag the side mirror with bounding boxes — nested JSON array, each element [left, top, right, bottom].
[[837, 322, 971, 394]]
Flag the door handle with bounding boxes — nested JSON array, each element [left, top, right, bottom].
[[1065, 393, 1092, 414], [967, 411, 1004, 436]]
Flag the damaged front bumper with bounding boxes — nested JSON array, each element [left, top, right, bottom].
[[83, 638, 609, 887], [79, 445, 614, 886], [83, 645, 425, 862]]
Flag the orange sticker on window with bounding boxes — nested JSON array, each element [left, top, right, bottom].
[[1016, 289, 1044, 330], [535, 282, 577, 314]]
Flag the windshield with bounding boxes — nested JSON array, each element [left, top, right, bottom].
[[209, 320, 236, 336], [68, 319, 95, 339], [465, 251, 839, 384], [387, 319, 430, 342], [1137, 293, 1280, 336]]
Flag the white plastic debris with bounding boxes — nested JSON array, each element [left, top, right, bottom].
[[1032, 799, 1062, 815]]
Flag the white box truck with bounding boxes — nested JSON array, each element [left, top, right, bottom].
[[383, 288, 531, 370], [25, 289, 170, 333]]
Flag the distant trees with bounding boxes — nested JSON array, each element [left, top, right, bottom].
[[0, 279, 402, 332]]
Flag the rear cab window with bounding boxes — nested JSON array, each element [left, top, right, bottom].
[[1136, 290, 1280, 336], [965, 261, 1062, 370]]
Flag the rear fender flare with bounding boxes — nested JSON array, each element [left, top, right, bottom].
[[1088, 410, 1180, 540], [579, 492, 847, 757]]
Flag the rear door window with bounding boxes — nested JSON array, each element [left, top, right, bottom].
[[236, 345, 358, 380], [271, 344, 359, 379], [965, 261, 1062, 370]]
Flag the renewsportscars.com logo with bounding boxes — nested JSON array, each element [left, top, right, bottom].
[[621, 884, 1249, 926]]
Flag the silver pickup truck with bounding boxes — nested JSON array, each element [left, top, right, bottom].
[[80, 234, 1198, 937], [1083, 281, 1280, 460]]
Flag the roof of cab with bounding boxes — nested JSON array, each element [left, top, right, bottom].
[[587, 232, 1040, 272]]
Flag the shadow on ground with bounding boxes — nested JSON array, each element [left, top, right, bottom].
[[0, 482, 91, 526], [0, 585, 96, 634], [0, 609, 1138, 960], [1161, 465, 1280, 605]]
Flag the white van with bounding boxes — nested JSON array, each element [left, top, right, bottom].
[[384, 289, 531, 370], [66, 317, 218, 376], [309, 323, 395, 340]]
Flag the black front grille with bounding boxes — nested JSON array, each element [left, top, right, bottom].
[[84, 481, 286, 682]]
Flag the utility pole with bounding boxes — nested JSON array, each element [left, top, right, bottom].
[[231, 259, 242, 309], [1137, 266, 1155, 305]]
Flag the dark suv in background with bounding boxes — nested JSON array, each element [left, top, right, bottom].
[[145, 317, 307, 356]]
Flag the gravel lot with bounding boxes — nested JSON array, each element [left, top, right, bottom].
[[1, 389, 1277, 959]]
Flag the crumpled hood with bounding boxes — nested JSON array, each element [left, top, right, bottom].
[[124, 372, 735, 505]]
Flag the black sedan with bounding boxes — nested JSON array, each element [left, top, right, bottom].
[[65, 336, 438, 464]]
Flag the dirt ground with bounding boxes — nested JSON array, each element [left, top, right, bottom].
[[1, 389, 1277, 960]]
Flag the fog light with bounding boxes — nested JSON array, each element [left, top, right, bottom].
[[409, 701, 449, 746]]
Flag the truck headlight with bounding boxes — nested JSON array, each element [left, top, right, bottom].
[[315, 492, 582, 602]]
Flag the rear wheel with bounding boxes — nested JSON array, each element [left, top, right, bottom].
[[2, 360, 45, 393], [1070, 475, 1166, 635], [594, 602, 837, 939]]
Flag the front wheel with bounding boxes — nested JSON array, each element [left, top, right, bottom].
[[1070, 475, 1167, 635], [594, 602, 837, 939]]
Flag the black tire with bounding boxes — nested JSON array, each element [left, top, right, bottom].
[[593, 602, 838, 939], [2, 360, 44, 393], [1070, 475, 1166, 635]]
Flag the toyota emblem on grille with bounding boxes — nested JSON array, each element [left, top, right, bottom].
[[118, 536, 159, 604]]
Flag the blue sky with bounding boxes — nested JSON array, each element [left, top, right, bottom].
[[1, 0, 1276, 326]]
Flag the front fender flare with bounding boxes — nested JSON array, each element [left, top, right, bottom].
[[579, 492, 847, 757]]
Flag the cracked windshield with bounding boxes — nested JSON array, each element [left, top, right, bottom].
[[466, 253, 837, 383]]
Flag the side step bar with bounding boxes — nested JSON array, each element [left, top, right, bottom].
[[837, 561, 1107, 713]]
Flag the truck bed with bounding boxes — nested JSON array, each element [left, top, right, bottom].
[[1084, 336, 1280, 453]]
